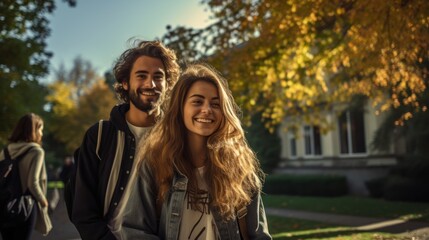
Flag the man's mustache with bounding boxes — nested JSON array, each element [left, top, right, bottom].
[[137, 88, 162, 95]]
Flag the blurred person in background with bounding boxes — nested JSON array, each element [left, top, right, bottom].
[[0, 113, 52, 239]]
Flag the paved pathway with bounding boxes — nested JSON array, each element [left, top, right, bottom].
[[31, 189, 80, 240]]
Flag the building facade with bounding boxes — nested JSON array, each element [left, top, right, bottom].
[[276, 102, 404, 195]]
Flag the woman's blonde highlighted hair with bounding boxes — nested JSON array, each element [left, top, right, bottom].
[[138, 63, 264, 220]]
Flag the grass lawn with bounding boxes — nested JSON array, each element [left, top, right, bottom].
[[48, 181, 64, 189], [268, 215, 406, 240], [263, 194, 429, 222], [264, 195, 428, 239]]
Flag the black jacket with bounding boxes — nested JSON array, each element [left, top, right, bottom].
[[72, 104, 137, 240]]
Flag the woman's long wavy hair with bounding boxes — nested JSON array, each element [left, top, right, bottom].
[[137, 63, 264, 220]]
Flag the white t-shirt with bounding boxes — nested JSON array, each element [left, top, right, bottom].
[[126, 121, 151, 144], [179, 166, 220, 240]]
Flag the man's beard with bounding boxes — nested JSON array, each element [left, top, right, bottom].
[[129, 91, 155, 113]]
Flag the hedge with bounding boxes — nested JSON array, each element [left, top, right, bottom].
[[263, 174, 348, 197], [367, 175, 429, 202], [365, 156, 429, 202]]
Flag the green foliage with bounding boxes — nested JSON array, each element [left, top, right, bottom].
[[0, 79, 48, 146], [104, 71, 116, 91], [42, 132, 68, 169], [264, 174, 348, 197], [0, 0, 75, 145], [390, 157, 429, 181], [383, 175, 429, 202], [0, 0, 76, 81], [245, 113, 281, 173], [365, 177, 386, 198], [366, 156, 429, 202]]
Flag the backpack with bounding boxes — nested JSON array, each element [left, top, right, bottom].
[[0, 146, 35, 227], [64, 120, 105, 221]]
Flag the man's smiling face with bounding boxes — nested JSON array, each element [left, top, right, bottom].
[[124, 55, 166, 112]]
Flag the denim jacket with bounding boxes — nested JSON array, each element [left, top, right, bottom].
[[120, 162, 271, 240]]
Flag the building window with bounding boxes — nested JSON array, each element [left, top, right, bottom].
[[338, 110, 366, 154], [303, 125, 322, 156], [289, 134, 297, 158]]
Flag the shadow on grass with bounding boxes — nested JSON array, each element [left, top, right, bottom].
[[410, 214, 429, 222], [268, 216, 406, 240], [273, 228, 410, 240]]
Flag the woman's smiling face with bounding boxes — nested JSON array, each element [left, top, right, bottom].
[[183, 80, 222, 140]]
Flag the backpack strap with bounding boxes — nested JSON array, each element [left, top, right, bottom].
[[3, 146, 34, 163], [3, 146, 11, 160], [237, 206, 249, 240], [1, 145, 35, 192], [2, 147, 13, 178], [96, 120, 104, 160]]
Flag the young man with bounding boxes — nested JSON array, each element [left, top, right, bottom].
[[71, 40, 180, 239]]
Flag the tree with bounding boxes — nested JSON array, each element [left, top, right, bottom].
[[245, 113, 281, 173], [0, 79, 48, 145], [372, 59, 429, 157], [104, 71, 116, 91], [46, 57, 117, 153], [0, 0, 76, 82], [163, 0, 429, 131], [0, 0, 76, 145], [368, 60, 429, 202]]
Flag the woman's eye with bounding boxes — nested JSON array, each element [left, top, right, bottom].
[[212, 103, 220, 108]]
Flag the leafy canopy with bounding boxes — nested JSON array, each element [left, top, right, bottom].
[[0, 0, 76, 145], [163, 0, 429, 131], [46, 57, 117, 153], [0, 0, 76, 82]]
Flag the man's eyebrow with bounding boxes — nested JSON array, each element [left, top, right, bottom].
[[134, 70, 149, 75], [134, 70, 165, 75]]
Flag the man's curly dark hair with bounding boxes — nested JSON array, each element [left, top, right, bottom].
[[113, 40, 180, 103]]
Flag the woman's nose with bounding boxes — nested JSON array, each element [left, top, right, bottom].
[[201, 103, 212, 114]]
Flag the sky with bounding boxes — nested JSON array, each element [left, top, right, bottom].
[[44, 0, 212, 83]]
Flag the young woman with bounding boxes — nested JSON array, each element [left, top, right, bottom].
[[119, 63, 271, 239], [0, 113, 52, 239]]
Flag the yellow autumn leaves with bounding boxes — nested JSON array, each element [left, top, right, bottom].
[[188, 0, 429, 130]]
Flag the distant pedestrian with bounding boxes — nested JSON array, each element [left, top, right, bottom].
[[0, 113, 52, 239], [59, 156, 74, 184], [49, 156, 73, 214]]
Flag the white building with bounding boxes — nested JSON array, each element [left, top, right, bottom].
[[276, 102, 404, 196]]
